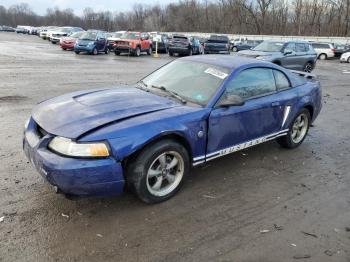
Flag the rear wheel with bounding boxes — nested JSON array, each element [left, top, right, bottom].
[[303, 62, 313, 73], [127, 140, 189, 203], [188, 48, 193, 56], [114, 51, 120, 56], [105, 48, 109, 54], [232, 46, 238, 52], [147, 47, 152, 55], [318, 53, 327, 60], [169, 52, 173, 56], [277, 109, 311, 149], [348, 57, 350, 63], [62, 48, 67, 51], [75, 51, 80, 54]]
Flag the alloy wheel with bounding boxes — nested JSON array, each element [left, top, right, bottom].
[[291, 113, 309, 144], [146, 151, 184, 197]]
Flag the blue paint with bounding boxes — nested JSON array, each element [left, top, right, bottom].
[[23, 55, 322, 197]]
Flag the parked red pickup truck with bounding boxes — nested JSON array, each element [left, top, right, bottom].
[[112, 32, 152, 57]]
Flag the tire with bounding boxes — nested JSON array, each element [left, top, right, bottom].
[[318, 53, 327, 60], [115, 51, 120, 56], [104, 48, 109, 54], [303, 62, 313, 73], [277, 109, 311, 149], [134, 47, 141, 57], [169, 52, 173, 57], [232, 46, 238, 52], [127, 139, 189, 204], [348, 57, 350, 63], [62, 48, 66, 51], [75, 51, 80, 54], [188, 48, 193, 56], [147, 47, 152, 55], [92, 47, 98, 55]]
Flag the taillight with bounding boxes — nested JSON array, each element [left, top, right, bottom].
[[331, 48, 336, 53]]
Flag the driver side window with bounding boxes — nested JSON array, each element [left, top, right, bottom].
[[223, 68, 277, 100], [284, 42, 296, 53]]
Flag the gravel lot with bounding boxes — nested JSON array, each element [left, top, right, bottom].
[[0, 32, 349, 262]]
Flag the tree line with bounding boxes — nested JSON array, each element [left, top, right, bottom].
[[0, 0, 350, 36]]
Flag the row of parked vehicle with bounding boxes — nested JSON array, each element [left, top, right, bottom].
[[3, 24, 350, 67], [232, 38, 350, 61]]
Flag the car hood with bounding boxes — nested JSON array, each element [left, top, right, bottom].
[[238, 50, 280, 58], [32, 86, 180, 139]]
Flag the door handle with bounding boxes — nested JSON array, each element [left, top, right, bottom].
[[271, 101, 280, 107]]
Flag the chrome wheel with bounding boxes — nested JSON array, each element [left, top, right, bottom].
[[146, 151, 184, 197], [291, 113, 309, 144]]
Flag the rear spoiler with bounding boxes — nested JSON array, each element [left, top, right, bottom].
[[290, 70, 316, 79]]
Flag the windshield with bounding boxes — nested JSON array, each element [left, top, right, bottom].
[[140, 60, 231, 105], [70, 31, 84, 38], [79, 31, 97, 40], [253, 41, 284, 52], [121, 33, 140, 39]]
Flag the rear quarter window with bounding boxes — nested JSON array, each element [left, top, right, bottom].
[[273, 70, 290, 90]]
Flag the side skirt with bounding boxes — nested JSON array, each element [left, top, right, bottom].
[[192, 129, 289, 166]]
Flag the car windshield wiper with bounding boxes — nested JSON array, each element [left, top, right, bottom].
[[151, 85, 187, 104], [136, 80, 149, 91]]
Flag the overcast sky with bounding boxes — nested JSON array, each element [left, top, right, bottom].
[[1, 0, 178, 15]]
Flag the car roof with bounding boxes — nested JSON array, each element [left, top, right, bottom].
[[180, 55, 269, 70]]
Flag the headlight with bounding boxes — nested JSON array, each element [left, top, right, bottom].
[[48, 137, 110, 158], [87, 42, 94, 46]]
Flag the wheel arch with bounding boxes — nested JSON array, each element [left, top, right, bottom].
[[122, 132, 193, 169]]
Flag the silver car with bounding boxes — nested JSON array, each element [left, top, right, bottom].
[[237, 40, 317, 72]]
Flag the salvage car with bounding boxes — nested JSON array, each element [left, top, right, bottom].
[[311, 42, 335, 60], [60, 31, 85, 50], [150, 32, 169, 53], [74, 30, 109, 55], [168, 35, 202, 56], [50, 27, 84, 44], [232, 40, 262, 52], [238, 40, 317, 72], [204, 35, 230, 54], [340, 51, 350, 62], [23, 55, 322, 203], [113, 32, 152, 56], [107, 31, 126, 50]]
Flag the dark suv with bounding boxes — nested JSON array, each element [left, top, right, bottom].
[[238, 40, 317, 72]]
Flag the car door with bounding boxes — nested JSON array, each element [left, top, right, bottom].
[[98, 32, 106, 51], [294, 43, 308, 70], [281, 42, 299, 70], [207, 67, 286, 159]]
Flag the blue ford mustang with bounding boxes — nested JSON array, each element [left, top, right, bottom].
[[23, 56, 322, 203]]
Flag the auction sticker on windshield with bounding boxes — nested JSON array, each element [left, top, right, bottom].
[[204, 68, 228, 79]]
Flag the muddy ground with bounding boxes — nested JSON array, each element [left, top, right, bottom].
[[0, 32, 349, 262]]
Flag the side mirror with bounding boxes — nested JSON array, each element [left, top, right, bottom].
[[218, 94, 245, 107]]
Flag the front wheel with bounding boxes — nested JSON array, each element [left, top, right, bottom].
[[277, 109, 311, 149], [232, 46, 238, 52], [127, 140, 189, 203], [74, 51, 80, 54], [92, 47, 98, 55], [134, 47, 141, 57], [115, 51, 120, 56], [105, 48, 109, 54]]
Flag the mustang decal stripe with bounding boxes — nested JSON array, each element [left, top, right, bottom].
[[192, 129, 289, 165], [282, 106, 291, 128]]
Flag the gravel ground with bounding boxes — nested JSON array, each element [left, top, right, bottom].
[[0, 32, 349, 262]]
